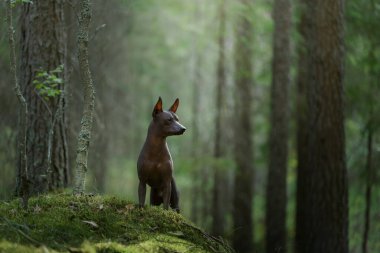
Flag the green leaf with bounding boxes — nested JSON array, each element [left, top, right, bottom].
[[35, 83, 44, 90], [52, 78, 63, 84], [36, 72, 45, 78], [47, 90, 55, 97], [51, 65, 64, 73]]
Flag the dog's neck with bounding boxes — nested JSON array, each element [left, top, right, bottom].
[[142, 122, 170, 158]]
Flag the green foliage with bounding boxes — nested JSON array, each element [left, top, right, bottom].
[[33, 65, 63, 101], [348, 183, 380, 252], [345, 0, 380, 182], [0, 193, 232, 253], [345, 0, 380, 252]]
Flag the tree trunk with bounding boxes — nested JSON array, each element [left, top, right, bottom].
[[362, 126, 373, 253], [190, 53, 201, 224], [295, 0, 311, 252], [265, 0, 291, 251], [296, 0, 348, 252], [73, 0, 96, 195], [232, 0, 254, 252], [6, 0, 30, 208], [212, 0, 228, 237], [362, 35, 376, 253], [189, 0, 203, 225], [18, 0, 68, 195]]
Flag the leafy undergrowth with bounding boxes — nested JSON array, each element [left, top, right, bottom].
[[0, 193, 232, 253]]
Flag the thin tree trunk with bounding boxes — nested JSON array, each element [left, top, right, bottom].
[[191, 45, 202, 225], [362, 126, 373, 253], [189, 0, 203, 225], [362, 33, 376, 253], [295, 0, 310, 252], [73, 0, 96, 195], [47, 85, 67, 190], [212, 0, 227, 237], [6, 0, 29, 209], [265, 0, 291, 251], [232, 0, 254, 252]]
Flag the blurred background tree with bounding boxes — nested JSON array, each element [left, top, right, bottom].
[[265, 0, 291, 251], [0, 0, 379, 252]]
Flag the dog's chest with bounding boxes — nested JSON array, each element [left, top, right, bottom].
[[139, 158, 172, 187]]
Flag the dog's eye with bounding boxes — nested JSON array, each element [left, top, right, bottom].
[[168, 118, 173, 122]]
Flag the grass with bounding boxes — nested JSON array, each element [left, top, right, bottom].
[[0, 193, 233, 253]]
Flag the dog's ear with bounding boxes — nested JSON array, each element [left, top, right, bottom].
[[152, 97, 163, 117], [169, 98, 179, 113]]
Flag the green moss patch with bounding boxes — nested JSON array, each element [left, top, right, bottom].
[[0, 193, 232, 252]]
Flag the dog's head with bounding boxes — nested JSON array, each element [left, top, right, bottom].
[[152, 97, 186, 137]]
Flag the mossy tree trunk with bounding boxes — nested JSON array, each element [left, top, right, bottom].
[[17, 0, 68, 196], [265, 0, 291, 252], [6, 0, 29, 208], [73, 0, 95, 195], [232, 0, 254, 252]]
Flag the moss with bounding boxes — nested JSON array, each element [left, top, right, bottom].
[[0, 240, 57, 253], [0, 193, 232, 253]]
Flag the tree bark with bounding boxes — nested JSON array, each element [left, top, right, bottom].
[[296, 0, 348, 252], [295, 0, 310, 252], [232, 0, 254, 252], [18, 0, 68, 195], [265, 0, 291, 252], [73, 0, 96, 195], [212, 0, 228, 237]]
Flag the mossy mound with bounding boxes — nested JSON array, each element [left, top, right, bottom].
[[0, 194, 232, 253]]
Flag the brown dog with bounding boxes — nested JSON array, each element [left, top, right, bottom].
[[137, 97, 186, 212]]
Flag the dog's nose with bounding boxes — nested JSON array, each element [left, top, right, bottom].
[[180, 127, 186, 134]]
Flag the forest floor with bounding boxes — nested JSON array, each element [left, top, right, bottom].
[[0, 193, 232, 253]]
